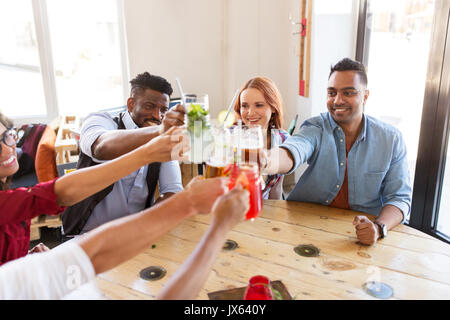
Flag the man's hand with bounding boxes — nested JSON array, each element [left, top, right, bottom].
[[185, 176, 228, 214], [28, 243, 50, 254], [259, 149, 269, 173], [260, 147, 295, 175], [143, 126, 189, 162], [353, 215, 380, 245], [210, 185, 249, 232], [161, 104, 186, 133]]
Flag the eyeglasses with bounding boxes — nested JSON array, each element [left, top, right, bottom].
[[0, 128, 18, 153]]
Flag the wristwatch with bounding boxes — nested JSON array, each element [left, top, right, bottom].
[[374, 221, 387, 239]]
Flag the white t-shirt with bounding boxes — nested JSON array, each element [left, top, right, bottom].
[[0, 241, 100, 299]]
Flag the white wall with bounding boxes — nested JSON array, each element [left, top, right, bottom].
[[224, 0, 292, 122], [284, 0, 358, 182], [123, 0, 358, 129], [123, 0, 225, 112]]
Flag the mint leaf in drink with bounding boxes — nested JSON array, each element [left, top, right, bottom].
[[187, 103, 210, 137]]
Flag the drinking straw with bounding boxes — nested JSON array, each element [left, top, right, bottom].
[[175, 77, 189, 113], [223, 89, 240, 125], [288, 114, 299, 135], [237, 119, 242, 165]]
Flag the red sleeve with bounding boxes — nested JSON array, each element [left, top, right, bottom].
[[0, 178, 66, 226]]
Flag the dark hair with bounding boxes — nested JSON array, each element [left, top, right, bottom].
[[0, 112, 14, 191], [130, 72, 173, 97], [329, 58, 368, 86]]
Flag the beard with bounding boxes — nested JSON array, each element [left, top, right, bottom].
[[141, 118, 162, 127]]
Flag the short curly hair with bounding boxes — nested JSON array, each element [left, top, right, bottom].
[[130, 72, 173, 97], [329, 58, 368, 86]]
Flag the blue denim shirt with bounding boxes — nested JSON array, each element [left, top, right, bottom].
[[281, 112, 411, 221]]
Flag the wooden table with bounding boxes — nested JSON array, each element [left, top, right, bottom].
[[96, 200, 450, 300]]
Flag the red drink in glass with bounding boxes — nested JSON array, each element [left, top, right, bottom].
[[243, 275, 274, 300], [228, 163, 262, 220]]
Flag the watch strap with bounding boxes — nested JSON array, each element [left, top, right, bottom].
[[374, 221, 387, 239]]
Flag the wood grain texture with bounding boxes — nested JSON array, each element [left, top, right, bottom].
[[97, 200, 450, 300]]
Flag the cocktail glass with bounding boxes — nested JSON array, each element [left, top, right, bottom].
[[204, 123, 233, 178], [243, 275, 274, 300], [228, 162, 262, 220], [184, 94, 212, 163]]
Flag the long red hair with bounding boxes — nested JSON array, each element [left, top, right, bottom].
[[233, 76, 284, 129]]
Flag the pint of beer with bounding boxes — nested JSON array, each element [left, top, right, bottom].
[[205, 160, 231, 178], [242, 147, 262, 168], [231, 125, 264, 168]]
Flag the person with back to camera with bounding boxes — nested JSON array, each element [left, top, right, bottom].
[[0, 176, 250, 300]]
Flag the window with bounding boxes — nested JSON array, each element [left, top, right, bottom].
[[437, 138, 450, 237], [357, 0, 450, 243], [361, 0, 435, 188], [0, 0, 128, 122], [46, 0, 126, 116], [0, 0, 47, 118]]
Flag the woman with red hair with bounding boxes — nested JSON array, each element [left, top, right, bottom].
[[234, 76, 290, 199]]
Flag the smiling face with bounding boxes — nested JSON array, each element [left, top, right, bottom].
[[327, 71, 369, 127], [239, 88, 275, 130], [127, 88, 170, 128], [0, 123, 19, 182]]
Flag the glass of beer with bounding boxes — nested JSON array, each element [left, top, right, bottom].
[[205, 159, 232, 178], [204, 122, 233, 178], [228, 162, 262, 220], [231, 125, 264, 169]]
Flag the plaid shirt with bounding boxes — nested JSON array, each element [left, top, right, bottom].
[[262, 128, 290, 199]]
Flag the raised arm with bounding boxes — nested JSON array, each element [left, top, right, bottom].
[[261, 146, 295, 175], [91, 126, 160, 160], [54, 126, 188, 206], [92, 104, 186, 160], [0, 177, 228, 299], [157, 186, 249, 300], [77, 177, 228, 274]]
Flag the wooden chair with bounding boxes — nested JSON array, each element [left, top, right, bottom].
[[54, 115, 80, 165]]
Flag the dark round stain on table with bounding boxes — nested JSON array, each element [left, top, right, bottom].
[[223, 239, 238, 251], [139, 266, 166, 281], [294, 244, 320, 257], [272, 227, 281, 232]]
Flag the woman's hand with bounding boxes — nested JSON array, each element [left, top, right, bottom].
[[211, 185, 249, 231], [28, 243, 50, 254], [185, 176, 228, 214]]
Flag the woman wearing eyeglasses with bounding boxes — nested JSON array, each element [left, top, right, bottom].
[[0, 112, 188, 265]]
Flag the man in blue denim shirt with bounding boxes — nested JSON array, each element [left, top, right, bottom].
[[263, 58, 412, 245]]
